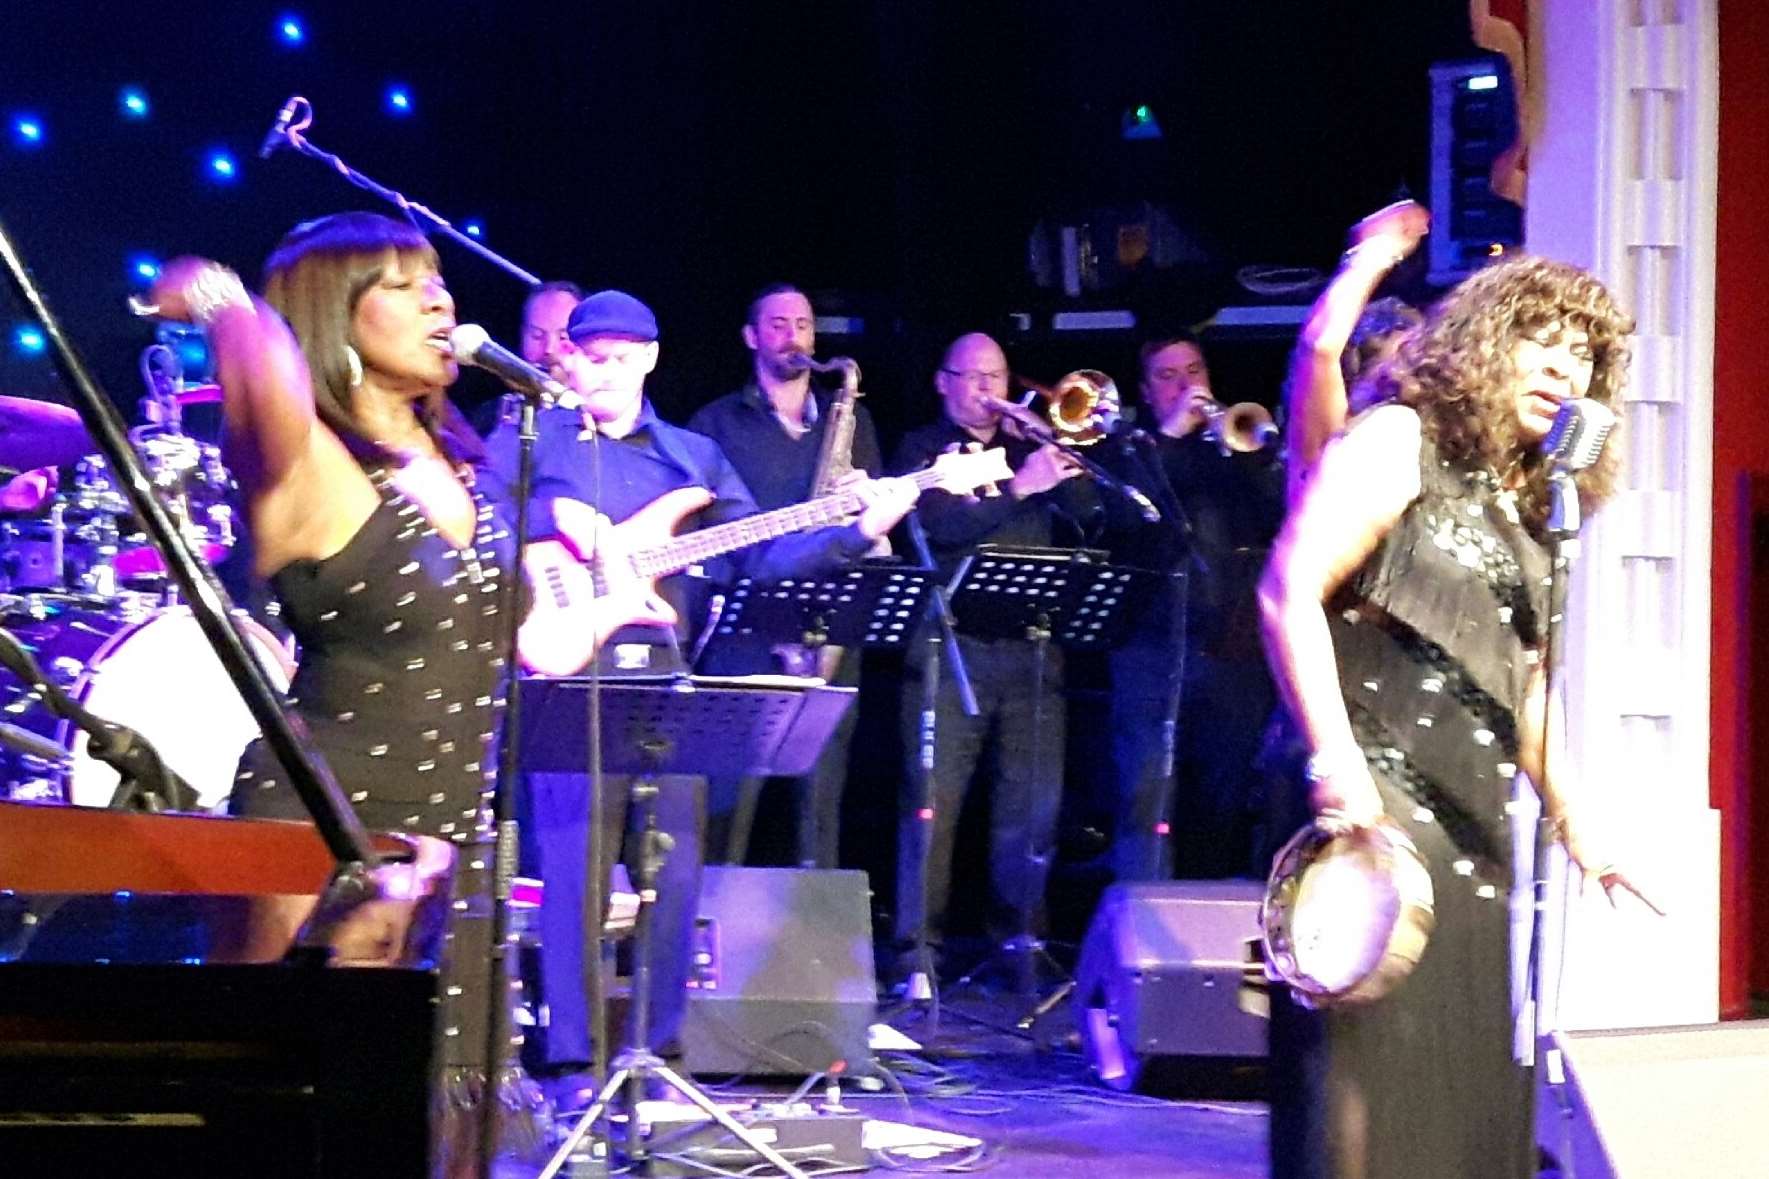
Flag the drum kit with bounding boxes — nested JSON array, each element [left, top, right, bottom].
[[0, 347, 293, 811]]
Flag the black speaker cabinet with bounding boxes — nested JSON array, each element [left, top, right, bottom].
[[1073, 880, 1267, 1092], [683, 867, 877, 1077], [1538, 1020, 1769, 1178]]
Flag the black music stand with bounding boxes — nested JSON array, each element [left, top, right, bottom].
[[696, 561, 935, 865], [698, 560, 936, 659], [944, 545, 1154, 1018], [520, 675, 854, 1179]]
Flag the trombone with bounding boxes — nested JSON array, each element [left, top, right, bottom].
[[987, 371, 1158, 521], [1015, 368, 1121, 447]]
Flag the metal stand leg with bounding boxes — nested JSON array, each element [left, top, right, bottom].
[[540, 749, 812, 1179], [947, 616, 1070, 1044]]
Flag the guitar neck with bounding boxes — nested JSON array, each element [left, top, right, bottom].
[[632, 466, 942, 578]]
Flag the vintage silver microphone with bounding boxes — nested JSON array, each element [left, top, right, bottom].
[[1542, 398, 1616, 538], [1542, 397, 1616, 475]]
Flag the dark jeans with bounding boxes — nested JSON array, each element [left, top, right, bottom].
[[1108, 637, 1183, 883], [895, 635, 1065, 949], [525, 770, 705, 1066], [1108, 636, 1275, 882]]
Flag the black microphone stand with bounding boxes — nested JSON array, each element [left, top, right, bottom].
[[1119, 428, 1208, 880], [484, 391, 547, 1168], [259, 97, 540, 286], [1528, 465, 1581, 1070], [892, 512, 979, 1029]]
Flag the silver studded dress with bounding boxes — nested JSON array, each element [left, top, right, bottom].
[[1266, 433, 1549, 1179], [228, 466, 512, 1132]]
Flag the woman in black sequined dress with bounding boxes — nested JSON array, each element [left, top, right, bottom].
[[1258, 257, 1651, 1179], [144, 214, 659, 1173]]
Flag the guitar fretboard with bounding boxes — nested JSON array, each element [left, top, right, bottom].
[[630, 465, 948, 579]]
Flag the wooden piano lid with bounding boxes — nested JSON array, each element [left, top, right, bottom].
[[0, 802, 413, 895]]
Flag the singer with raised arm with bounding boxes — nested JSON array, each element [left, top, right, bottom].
[[1256, 256, 1653, 1179], [137, 211, 563, 1171]]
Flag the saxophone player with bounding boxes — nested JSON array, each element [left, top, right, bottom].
[[687, 283, 885, 869]]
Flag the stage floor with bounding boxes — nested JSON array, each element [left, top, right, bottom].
[[537, 987, 1270, 1178]]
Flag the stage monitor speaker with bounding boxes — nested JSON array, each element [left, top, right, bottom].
[[683, 866, 876, 1077], [1073, 880, 1266, 1093], [1538, 1020, 1769, 1178]]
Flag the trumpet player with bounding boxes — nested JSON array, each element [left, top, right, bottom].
[[687, 283, 885, 869], [1102, 332, 1285, 882], [889, 331, 1100, 984]]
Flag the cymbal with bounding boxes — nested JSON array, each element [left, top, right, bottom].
[[0, 395, 92, 472]]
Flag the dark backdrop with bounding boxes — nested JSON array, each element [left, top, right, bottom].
[[2, 0, 1473, 446]]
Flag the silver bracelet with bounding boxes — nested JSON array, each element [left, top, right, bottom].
[[1339, 240, 1407, 272], [184, 264, 253, 326], [1303, 743, 1366, 784]]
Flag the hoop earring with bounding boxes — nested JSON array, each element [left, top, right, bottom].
[[344, 345, 364, 390]]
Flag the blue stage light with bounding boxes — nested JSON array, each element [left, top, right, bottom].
[[130, 255, 162, 283], [278, 15, 305, 45], [158, 324, 213, 383], [386, 86, 412, 115], [120, 87, 150, 119], [13, 325, 47, 356], [13, 115, 43, 147], [464, 220, 484, 239], [207, 151, 238, 180]]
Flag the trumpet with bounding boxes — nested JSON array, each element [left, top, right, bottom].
[[1012, 368, 1121, 446], [1198, 397, 1279, 456]]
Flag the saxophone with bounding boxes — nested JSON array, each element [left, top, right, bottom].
[[795, 353, 863, 496], [780, 353, 864, 678]]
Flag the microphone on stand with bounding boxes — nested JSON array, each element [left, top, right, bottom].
[[1541, 398, 1616, 473], [258, 96, 302, 159], [449, 324, 580, 410], [1540, 398, 1616, 538]]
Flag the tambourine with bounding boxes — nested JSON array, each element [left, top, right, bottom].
[[1260, 817, 1435, 1007]]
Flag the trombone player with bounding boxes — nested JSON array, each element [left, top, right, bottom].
[[889, 331, 1100, 987], [1102, 332, 1285, 882]]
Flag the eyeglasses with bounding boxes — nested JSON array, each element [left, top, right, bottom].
[[941, 368, 1009, 387]]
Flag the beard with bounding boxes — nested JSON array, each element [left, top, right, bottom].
[[760, 350, 808, 381]]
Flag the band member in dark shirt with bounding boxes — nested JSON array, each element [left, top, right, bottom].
[[1104, 333, 1285, 881], [688, 284, 884, 867], [891, 331, 1099, 979]]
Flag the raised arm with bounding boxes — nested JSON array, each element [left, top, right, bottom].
[[1283, 201, 1428, 504], [1258, 404, 1422, 824], [146, 258, 317, 493]]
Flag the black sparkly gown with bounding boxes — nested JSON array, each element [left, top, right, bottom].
[[229, 466, 512, 1115], [1266, 433, 1550, 1179]]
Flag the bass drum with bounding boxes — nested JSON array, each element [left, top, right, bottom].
[[0, 599, 294, 810]]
